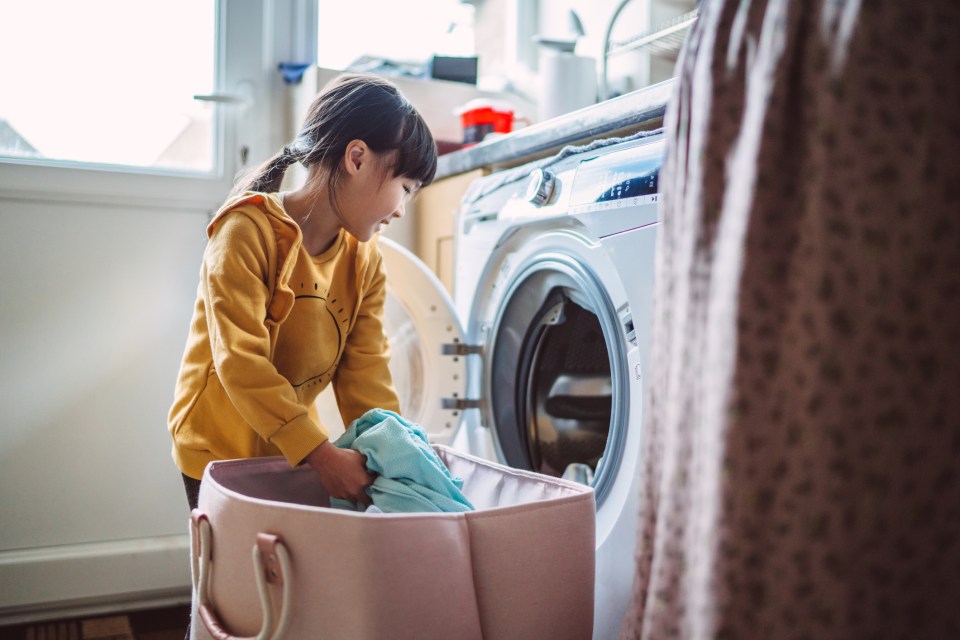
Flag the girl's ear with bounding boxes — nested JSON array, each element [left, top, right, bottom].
[[344, 139, 368, 175]]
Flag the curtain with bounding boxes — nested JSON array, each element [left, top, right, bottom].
[[622, 1, 960, 638]]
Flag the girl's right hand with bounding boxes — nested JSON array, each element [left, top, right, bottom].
[[304, 441, 376, 507]]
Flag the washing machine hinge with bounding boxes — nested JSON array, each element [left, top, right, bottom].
[[441, 398, 482, 410], [622, 313, 637, 346], [441, 343, 483, 356]]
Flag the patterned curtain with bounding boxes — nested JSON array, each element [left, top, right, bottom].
[[622, 1, 960, 638]]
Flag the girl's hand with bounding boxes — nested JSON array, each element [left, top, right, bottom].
[[304, 441, 376, 507]]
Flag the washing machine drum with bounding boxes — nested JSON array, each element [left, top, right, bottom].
[[488, 265, 627, 500]]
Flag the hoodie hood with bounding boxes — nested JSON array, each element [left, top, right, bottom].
[[207, 191, 303, 326]]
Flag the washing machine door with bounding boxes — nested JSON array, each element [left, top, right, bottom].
[[313, 237, 468, 446]]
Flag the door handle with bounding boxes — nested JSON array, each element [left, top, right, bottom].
[[193, 80, 254, 109], [193, 93, 249, 105]]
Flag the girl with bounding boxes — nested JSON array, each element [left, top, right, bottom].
[[168, 73, 437, 511]]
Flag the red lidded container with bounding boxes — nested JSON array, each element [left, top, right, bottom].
[[456, 99, 515, 146]]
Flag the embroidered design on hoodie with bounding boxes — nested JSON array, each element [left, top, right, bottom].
[[273, 281, 352, 391]]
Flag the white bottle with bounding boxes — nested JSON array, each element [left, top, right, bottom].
[[534, 10, 598, 122]]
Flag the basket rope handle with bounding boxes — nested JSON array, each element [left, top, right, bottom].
[[191, 510, 294, 640]]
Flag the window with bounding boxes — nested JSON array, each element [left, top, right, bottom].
[[0, 0, 215, 172]]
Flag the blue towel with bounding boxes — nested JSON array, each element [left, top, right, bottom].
[[330, 409, 475, 513]]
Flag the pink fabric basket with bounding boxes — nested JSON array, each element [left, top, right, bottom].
[[189, 445, 595, 640]]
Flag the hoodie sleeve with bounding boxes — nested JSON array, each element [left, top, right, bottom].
[[332, 249, 401, 426], [203, 212, 327, 465]]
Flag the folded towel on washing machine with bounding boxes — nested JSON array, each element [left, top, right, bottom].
[[331, 408, 475, 513]]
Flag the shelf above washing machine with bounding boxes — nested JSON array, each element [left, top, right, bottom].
[[435, 80, 674, 179]]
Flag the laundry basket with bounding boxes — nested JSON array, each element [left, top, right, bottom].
[[188, 445, 595, 640]]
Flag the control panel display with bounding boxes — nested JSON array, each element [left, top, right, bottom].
[[568, 140, 663, 214]]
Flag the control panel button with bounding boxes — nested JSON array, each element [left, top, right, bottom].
[[525, 168, 557, 206]]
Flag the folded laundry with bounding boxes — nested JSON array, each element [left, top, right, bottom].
[[331, 408, 475, 513]]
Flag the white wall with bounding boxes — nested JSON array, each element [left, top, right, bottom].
[[0, 189, 210, 621], [0, 199, 205, 547]]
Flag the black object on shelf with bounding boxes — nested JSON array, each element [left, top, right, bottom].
[[430, 56, 478, 85]]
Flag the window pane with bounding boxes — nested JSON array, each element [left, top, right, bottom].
[[0, 0, 216, 172]]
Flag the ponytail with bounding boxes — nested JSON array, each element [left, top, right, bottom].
[[229, 145, 301, 197]]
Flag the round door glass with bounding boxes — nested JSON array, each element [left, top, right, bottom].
[[487, 258, 628, 505]]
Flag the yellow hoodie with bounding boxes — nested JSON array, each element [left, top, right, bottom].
[[168, 192, 399, 479]]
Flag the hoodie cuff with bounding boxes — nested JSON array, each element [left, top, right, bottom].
[[271, 412, 328, 467]]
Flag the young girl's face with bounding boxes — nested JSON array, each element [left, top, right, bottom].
[[337, 146, 418, 242]]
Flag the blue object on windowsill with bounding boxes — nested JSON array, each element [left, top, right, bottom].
[[278, 62, 312, 85]]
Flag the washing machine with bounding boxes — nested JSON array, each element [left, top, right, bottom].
[[317, 131, 664, 639]]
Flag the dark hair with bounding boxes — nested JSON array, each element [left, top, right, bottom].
[[231, 73, 437, 206]]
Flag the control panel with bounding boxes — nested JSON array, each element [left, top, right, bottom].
[[568, 139, 664, 215]]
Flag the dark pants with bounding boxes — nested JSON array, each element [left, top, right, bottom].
[[182, 474, 201, 511]]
